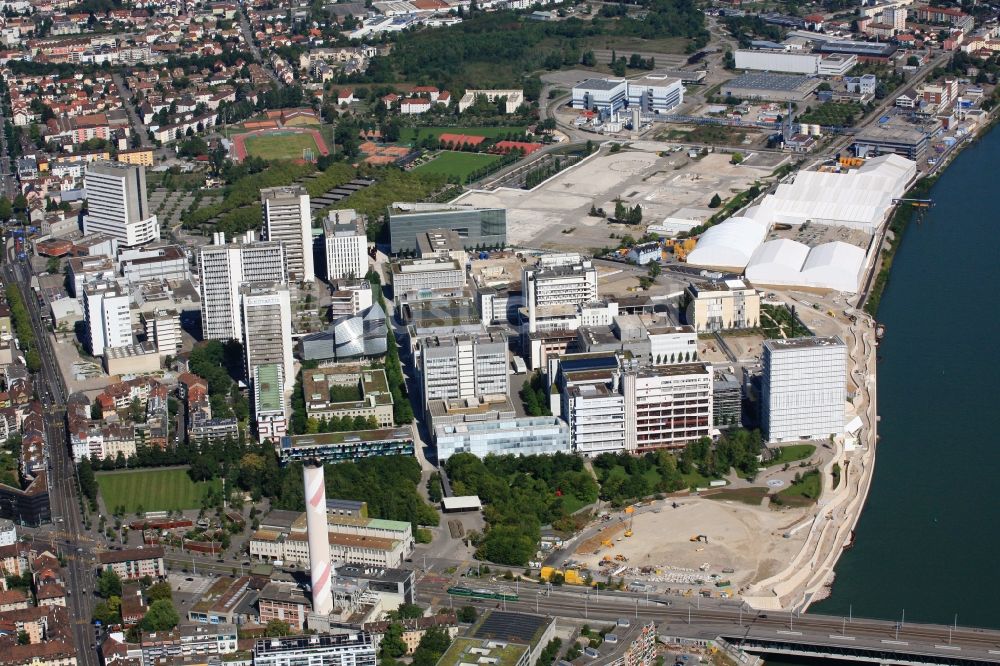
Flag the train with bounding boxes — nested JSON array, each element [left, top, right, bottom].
[[447, 586, 519, 602]]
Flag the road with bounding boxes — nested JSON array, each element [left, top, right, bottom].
[[2, 251, 98, 666], [236, 8, 282, 86], [416, 577, 1000, 661], [111, 73, 153, 148]]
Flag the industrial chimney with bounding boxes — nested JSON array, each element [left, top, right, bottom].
[[302, 461, 333, 615]]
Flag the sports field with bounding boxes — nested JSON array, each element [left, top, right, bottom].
[[399, 126, 528, 143], [413, 151, 501, 182], [96, 468, 222, 513], [242, 131, 322, 160]]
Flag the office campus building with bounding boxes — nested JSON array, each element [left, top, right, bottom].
[[323, 210, 368, 282], [522, 254, 599, 334], [240, 284, 294, 395], [685, 279, 760, 333], [387, 204, 506, 254], [198, 234, 286, 341], [390, 257, 466, 296], [572, 76, 684, 115], [761, 336, 847, 442], [83, 280, 132, 356], [253, 633, 376, 666], [83, 161, 159, 246], [622, 364, 713, 452], [419, 331, 509, 410], [262, 186, 314, 282]]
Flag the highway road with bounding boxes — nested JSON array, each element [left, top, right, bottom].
[[2, 252, 99, 666]]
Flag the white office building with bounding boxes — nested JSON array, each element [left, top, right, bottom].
[[761, 336, 847, 442], [262, 186, 314, 283], [419, 331, 509, 409], [253, 633, 376, 666], [119, 245, 188, 284], [435, 416, 571, 461], [564, 382, 626, 456], [141, 309, 181, 355], [571, 78, 628, 113], [522, 254, 598, 334], [83, 280, 132, 356], [241, 283, 295, 395], [198, 233, 286, 341], [623, 364, 713, 452], [83, 161, 159, 246], [627, 75, 685, 114], [323, 209, 367, 282]]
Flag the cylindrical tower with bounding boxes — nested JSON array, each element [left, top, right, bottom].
[[303, 461, 333, 615]]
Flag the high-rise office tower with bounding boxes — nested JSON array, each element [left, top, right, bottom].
[[761, 336, 847, 442], [83, 161, 159, 246], [198, 233, 286, 342], [262, 186, 314, 283], [240, 283, 294, 395], [322, 209, 367, 282], [83, 280, 133, 355], [419, 331, 508, 410], [522, 254, 598, 334]]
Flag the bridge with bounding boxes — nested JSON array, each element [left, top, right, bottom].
[[416, 577, 1000, 665]]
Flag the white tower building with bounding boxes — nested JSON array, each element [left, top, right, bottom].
[[262, 186, 314, 283], [83, 161, 159, 246], [761, 336, 847, 442], [83, 280, 132, 356], [302, 462, 333, 616]]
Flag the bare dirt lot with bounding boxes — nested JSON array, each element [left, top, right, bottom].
[[455, 145, 777, 252], [574, 499, 808, 591]]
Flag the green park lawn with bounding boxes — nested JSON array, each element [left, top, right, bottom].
[[413, 151, 501, 182], [774, 470, 822, 507], [765, 444, 816, 467], [242, 132, 322, 161], [96, 468, 222, 514], [399, 126, 528, 143]]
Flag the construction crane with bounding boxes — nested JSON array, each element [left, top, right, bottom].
[[624, 506, 635, 537]]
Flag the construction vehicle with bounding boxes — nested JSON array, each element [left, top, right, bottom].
[[624, 506, 635, 537], [614, 554, 627, 562], [689, 534, 709, 543], [601, 539, 614, 548]]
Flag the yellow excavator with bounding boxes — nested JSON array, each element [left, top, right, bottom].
[[624, 506, 635, 537]]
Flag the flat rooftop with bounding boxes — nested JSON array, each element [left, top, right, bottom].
[[576, 78, 626, 91], [763, 335, 843, 351], [439, 638, 528, 666], [472, 610, 552, 646], [280, 428, 413, 448], [726, 72, 816, 92]]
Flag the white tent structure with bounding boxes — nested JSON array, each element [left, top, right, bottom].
[[751, 154, 915, 234], [746, 239, 866, 293], [799, 241, 866, 292], [684, 154, 915, 291], [685, 216, 768, 269], [745, 239, 810, 285]]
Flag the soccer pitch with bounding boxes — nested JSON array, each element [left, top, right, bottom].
[[96, 468, 222, 514]]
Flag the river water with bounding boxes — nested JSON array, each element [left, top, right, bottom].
[[762, 125, 1000, 664]]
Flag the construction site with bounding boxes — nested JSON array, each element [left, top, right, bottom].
[[543, 497, 811, 596]]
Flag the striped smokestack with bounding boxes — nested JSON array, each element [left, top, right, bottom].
[[303, 460, 333, 615]]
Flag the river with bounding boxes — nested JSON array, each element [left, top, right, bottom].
[[762, 124, 1000, 664]]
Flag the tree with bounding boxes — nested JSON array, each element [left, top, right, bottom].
[[708, 193, 722, 208], [97, 569, 122, 598], [648, 262, 661, 279], [380, 623, 407, 658], [457, 605, 478, 623], [0, 196, 11, 221], [390, 603, 424, 620], [142, 599, 180, 631], [264, 620, 292, 637], [145, 581, 173, 603]]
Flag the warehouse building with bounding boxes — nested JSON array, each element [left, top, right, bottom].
[[721, 73, 820, 102], [853, 124, 932, 161]]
